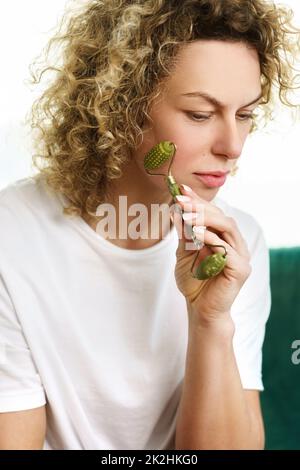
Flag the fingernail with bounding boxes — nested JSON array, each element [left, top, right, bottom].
[[176, 195, 191, 202], [180, 184, 193, 192], [182, 212, 195, 221], [192, 225, 207, 234], [193, 226, 206, 243]]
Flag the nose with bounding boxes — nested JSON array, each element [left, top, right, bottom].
[[212, 117, 244, 160]]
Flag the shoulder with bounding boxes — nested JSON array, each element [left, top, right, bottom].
[[0, 177, 38, 236], [0, 175, 63, 223], [0, 176, 65, 262], [0, 175, 58, 211]]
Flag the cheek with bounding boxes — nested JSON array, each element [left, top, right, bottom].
[[148, 104, 191, 142], [170, 134, 204, 174], [135, 108, 207, 177], [151, 113, 196, 143]]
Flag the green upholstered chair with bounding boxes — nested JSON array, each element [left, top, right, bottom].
[[261, 246, 300, 449]]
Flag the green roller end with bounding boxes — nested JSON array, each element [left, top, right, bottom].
[[194, 253, 227, 280], [144, 141, 176, 170]]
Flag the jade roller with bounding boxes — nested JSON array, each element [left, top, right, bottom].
[[143, 140, 227, 280]]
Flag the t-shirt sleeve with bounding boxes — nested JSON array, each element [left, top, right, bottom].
[[0, 273, 47, 412], [231, 226, 271, 391]]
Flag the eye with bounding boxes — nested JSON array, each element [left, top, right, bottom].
[[186, 111, 257, 123], [237, 112, 256, 121], [186, 112, 212, 122]]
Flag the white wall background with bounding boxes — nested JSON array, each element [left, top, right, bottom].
[[0, 0, 300, 247]]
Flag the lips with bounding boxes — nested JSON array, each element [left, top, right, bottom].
[[194, 171, 230, 177], [193, 171, 230, 188]]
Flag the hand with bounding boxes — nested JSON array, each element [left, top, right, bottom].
[[171, 185, 251, 325]]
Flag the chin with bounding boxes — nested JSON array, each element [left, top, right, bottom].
[[192, 186, 220, 202]]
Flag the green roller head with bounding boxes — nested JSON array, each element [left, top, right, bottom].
[[143, 141, 176, 170]]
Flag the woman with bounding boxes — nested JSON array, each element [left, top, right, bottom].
[[0, 0, 299, 450]]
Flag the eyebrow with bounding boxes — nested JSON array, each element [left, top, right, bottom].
[[180, 91, 263, 108]]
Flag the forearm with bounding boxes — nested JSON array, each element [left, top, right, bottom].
[[175, 304, 263, 450]]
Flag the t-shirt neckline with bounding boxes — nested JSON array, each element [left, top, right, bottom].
[[55, 190, 177, 257]]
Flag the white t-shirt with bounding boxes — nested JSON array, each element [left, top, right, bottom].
[[0, 176, 271, 450]]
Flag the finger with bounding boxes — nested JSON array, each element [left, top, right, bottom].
[[193, 227, 233, 257], [182, 211, 249, 257], [193, 228, 245, 272], [177, 186, 249, 257], [172, 204, 206, 256], [172, 200, 248, 258], [193, 228, 251, 282], [172, 195, 250, 261], [172, 205, 184, 240], [175, 196, 222, 219], [177, 185, 223, 215]]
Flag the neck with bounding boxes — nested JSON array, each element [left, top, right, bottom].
[[83, 158, 174, 249]]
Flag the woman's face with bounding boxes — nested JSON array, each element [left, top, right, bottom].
[[132, 39, 262, 201]]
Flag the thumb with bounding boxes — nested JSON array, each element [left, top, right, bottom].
[[171, 204, 206, 259], [172, 204, 193, 256]]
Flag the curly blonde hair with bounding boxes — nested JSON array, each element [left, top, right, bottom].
[[27, 0, 300, 218]]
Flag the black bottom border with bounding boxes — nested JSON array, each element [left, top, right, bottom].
[[0, 449, 297, 466]]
